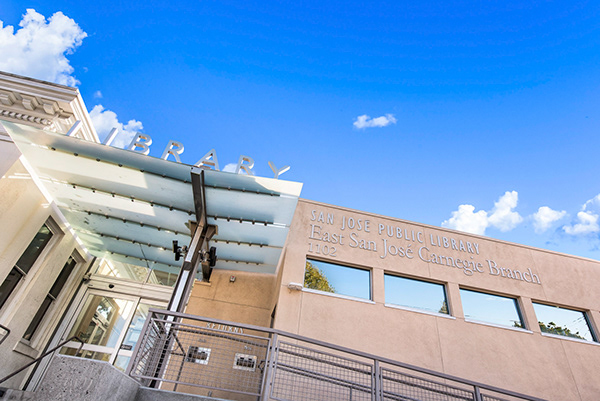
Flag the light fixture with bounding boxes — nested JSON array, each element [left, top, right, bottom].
[[287, 282, 303, 291]]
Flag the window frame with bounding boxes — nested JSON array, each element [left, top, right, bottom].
[[22, 255, 80, 342], [384, 273, 451, 316], [459, 287, 527, 330], [0, 221, 58, 311], [304, 258, 373, 302], [532, 301, 598, 343]]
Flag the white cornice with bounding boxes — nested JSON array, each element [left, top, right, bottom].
[[0, 71, 99, 142]]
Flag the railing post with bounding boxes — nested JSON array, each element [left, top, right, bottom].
[[373, 359, 382, 401], [0, 336, 84, 386], [474, 385, 483, 401], [0, 324, 10, 346], [261, 333, 278, 401], [126, 310, 155, 376]]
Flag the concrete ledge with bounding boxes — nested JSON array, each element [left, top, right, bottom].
[[34, 355, 139, 401], [135, 387, 231, 401], [0, 388, 35, 401]]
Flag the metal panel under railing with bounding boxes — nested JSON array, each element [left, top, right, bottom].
[[127, 309, 546, 401]]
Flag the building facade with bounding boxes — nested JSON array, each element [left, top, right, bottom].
[[1, 71, 599, 401]]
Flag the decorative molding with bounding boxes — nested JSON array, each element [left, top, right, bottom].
[[0, 71, 99, 141], [0, 109, 53, 126]]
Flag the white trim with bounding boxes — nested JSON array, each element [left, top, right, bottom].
[[384, 303, 456, 319], [539, 332, 598, 345], [464, 318, 533, 334], [302, 287, 375, 304]]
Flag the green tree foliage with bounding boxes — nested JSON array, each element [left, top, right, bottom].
[[304, 262, 335, 293], [539, 321, 585, 340]]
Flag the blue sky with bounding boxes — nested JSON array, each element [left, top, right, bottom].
[[1, 1, 600, 260]]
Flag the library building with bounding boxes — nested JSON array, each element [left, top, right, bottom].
[[0, 70, 599, 401]]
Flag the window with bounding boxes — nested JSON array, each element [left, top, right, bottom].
[[0, 224, 53, 310], [304, 259, 371, 300], [23, 256, 77, 341], [460, 288, 525, 328], [533, 302, 596, 342], [385, 274, 449, 315]]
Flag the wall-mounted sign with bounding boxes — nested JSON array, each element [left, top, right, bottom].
[[308, 209, 542, 285], [110, 132, 291, 179]]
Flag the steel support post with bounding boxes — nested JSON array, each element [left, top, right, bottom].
[[373, 359, 382, 401], [261, 333, 278, 401], [474, 385, 483, 401]]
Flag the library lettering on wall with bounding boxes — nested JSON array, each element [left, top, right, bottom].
[[0, 70, 599, 401]]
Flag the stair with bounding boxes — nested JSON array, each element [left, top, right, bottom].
[[0, 388, 35, 401], [17, 355, 230, 401]]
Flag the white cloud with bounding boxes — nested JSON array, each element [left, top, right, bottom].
[[488, 191, 523, 232], [563, 194, 600, 236], [442, 204, 489, 235], [353, 114, 397, 129], [222, 163, 237, 173], [442, 191, 523, 235], [0, 9, 87, 86], [89, 105, 143, 148], [93, 90, 103, 99], [532, 206, 567, 233]]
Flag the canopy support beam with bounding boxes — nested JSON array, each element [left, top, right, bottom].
[[167, 170, 217, 314]]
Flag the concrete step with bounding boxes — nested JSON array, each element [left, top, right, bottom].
[[135, 387, 233, 401], [0, 388, 35, 401]]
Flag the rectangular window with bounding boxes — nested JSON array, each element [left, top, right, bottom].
[[23, 256, 77, 341], [460, 288, 525, 329], [304, 259, 371, 300], [533, 302, 596, 342], [0, 224, 53, 310], [385, 274, 448, 315]]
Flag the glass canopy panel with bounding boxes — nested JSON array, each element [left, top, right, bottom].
[[204, 187, 300, 226], [5, 121, 303, 277], [63, 209, 191, 247], [203, 169, 302, 198], [207, 218, 289, 247], [3, 121, 198, 182], [209, 240, 283, 267]]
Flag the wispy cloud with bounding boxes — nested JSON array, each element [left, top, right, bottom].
[[353, 114, 397, 129], [442, 191, 523, 235], [89, 105, 143, 148], [531, 206, 566, 234], [563, 195, 600, 236], [93, 90, 103, 99], [0, 9, 87, 86]]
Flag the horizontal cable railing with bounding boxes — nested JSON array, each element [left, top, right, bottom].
[[127, 309, 546, 401]]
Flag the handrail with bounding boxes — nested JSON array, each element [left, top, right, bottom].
[[0, 336, 84, 385], [0, 324, 10, 346], [137, 309, 546, 401]]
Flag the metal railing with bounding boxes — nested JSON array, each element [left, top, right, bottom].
[[0, 324, 10, 346], [127, 309, 546, 401], [0, 336, 84, 385]]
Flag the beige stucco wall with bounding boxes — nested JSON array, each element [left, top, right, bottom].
[[0, 148, 91, 388], [273, 199, 600, 401], [185, 270, 277, 327]]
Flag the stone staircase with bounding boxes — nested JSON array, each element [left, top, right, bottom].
[[0, 356, 228, 401]]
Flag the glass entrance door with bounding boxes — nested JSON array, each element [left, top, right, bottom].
[[61, 292, 137, 362], [60, 290, 165, 368]]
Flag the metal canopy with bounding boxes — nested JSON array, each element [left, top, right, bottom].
[[4, 120, 302, 278]]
